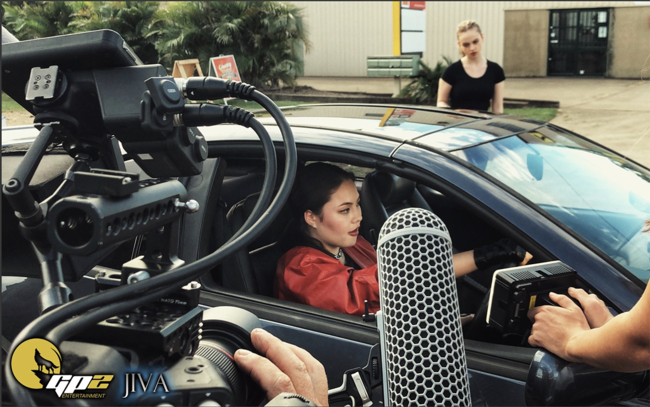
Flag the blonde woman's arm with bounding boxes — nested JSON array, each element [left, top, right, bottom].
[[437, 78, 452, 108], [491, 81, 504, 114]]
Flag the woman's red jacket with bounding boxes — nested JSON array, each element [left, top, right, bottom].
[[274, 236, 381, 316]]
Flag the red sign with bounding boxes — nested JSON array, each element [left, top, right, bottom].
[[401, 1, 425, 10], [210, 55, 242, 82]]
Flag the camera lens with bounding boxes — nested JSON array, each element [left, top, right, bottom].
[[193, 307, 264, 406]]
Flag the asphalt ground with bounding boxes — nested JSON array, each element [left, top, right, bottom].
[[296, 77, 650, 168]]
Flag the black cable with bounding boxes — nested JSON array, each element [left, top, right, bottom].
[[42, 160, 90, 206], [6, 87, 297, 406], [227, 118, 277, 242], [176, 105, 278, 241]]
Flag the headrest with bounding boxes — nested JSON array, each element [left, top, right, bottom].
[[229, 190, 292, 249], [370, 171, 417, 207]]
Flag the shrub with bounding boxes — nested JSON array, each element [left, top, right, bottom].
[[150, 1, 310, 89], [399, 56, 453, 105]]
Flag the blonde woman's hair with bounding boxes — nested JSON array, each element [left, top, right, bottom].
[[456, 20, 482, 56]]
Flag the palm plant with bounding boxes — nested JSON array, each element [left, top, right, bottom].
[[67, 1, 160, 64], [2, 1, 75, 40], [151, 1, 310, 89], [399, 56, 454, 105]]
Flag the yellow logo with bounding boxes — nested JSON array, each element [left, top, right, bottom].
[[10, 338, 62, 389], [10, 338, 113, 398]]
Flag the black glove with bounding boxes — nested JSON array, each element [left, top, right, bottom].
[[473, 238, 527, 270]]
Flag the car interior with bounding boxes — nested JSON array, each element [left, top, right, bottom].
[[210, 158, 505, 312], [154, 143, 558, 358]]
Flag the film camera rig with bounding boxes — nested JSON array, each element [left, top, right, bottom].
[[2, 29, 300, 406]]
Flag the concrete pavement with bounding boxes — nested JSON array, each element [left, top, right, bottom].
[[506, 78, 650, 167], [296, 76, 650, 167]]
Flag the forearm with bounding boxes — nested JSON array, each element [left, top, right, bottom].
[[566, 311, 650, 372], [491, 81, 504, 114], [437, 78, 451, 108], [491, 99, 503, 114], [452, 251, 477, 278]]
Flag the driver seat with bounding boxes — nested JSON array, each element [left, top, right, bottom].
[[221, 191, 292, 296], [360, 170, 433, 246]]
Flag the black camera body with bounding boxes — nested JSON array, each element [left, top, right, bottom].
[[2, 30, 208, 178]]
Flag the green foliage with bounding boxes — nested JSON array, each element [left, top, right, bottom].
[[2, 92, 24, 112], [2, 1, 76, 40], [151, 1, 310, 88], [399, 56, 453, 105], [2, 1, 162, 65], [503, 108, 557, 122], [67, 1, 160, 64], [2, 1, 310, 88]]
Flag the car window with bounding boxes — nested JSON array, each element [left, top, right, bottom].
[[453, 127, 650, 284]]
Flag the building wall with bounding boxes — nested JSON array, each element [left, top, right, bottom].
[[503, 10, 549, 77], [289, 1, 645, 77], [609, 6, 650, 78], [290, 2, 393, 77]]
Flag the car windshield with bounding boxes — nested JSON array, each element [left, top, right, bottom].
[[452, 125, 650, 284]]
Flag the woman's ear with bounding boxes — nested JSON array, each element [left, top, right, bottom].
[[304, 210, 318, 229]]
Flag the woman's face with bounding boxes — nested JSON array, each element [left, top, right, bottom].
[[458, 28, 484, 59], [305, 180, 362, 255]]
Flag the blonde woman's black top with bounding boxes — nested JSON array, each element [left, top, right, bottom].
[[441, 60, 505, 111]]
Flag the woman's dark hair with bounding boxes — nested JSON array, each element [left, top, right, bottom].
[[279, 162, 356, 255]]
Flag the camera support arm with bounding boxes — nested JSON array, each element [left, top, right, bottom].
[[2, 122, 78, 314], [3, 122, 59, 225]]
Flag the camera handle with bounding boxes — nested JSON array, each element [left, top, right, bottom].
[[84, 177, 203, 311]]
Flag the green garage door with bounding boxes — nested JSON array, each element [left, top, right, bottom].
[[548, 9, 609, 76]]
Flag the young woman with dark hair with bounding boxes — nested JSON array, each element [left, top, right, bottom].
[[275, 162, 532, 316]]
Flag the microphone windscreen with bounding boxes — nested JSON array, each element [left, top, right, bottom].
[[376, 207, 471, 406]]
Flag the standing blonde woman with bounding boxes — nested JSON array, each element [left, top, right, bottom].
[[437, 20, 505, 113]]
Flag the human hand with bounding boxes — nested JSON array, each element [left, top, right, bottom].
[[234, 328, 329, 406], [527, 292, 591, 362], [520, 251, 533, 266], [643, 219, 650, 233], [460, 314, 475, 326], [567, 287, 613, 328]]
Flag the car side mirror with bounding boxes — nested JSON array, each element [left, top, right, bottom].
[[525, 350, 649, 406]]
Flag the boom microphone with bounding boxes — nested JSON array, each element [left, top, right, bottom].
[[376, 207, 471, 406]]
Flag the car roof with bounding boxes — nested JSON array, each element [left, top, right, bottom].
[[1, 104, 547, 154], [253, 104, 546, 151]]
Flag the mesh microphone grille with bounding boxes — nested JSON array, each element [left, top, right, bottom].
[[377, 208, 471, 406]]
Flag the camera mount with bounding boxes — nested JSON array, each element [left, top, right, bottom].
[[3, 29, 299, 407]]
